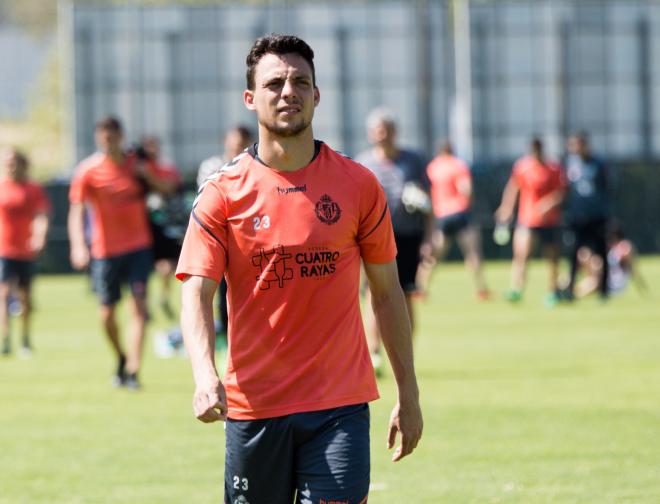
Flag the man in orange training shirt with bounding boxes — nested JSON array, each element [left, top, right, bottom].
[[417, 140, 490, 300], [495, 137, 566, 306], [68, 116, 178, 389], [176, 34, 423, 504], [0, 148, 50, 356]]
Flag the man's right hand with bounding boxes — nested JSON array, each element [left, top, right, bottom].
[[193, 377, 227, 423], [70, 245, 90, 270]]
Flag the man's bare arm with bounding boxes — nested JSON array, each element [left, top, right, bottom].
[[364, 260, 423, 461], [180, 275, 227, 423], [495, 178, 519, 224], [31, 212, 50, 255], [67, 202, 89, 270]]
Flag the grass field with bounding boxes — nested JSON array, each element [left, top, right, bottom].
[[2, 258, 660, 503]]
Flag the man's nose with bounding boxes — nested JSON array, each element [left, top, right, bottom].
[[281, 79, 297, 99]]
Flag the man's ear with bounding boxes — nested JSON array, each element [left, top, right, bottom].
[[244, 89, 256, 111], [314, 87, 320, 107]]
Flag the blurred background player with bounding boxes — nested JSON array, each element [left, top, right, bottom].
[[68, 116, 176, 389], [0, 148, 51, 356], [495, 137, 565, 306], [562, 131, 612, 300], [575, 222, 647, 298], [138, 135, 182, 319], [417, 140, 490, 300], [356, 107, 431, 372], [197, 125, 254, 187], [196, 125, 254, 343]]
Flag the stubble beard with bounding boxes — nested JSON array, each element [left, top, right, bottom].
[[261, 114, 312, 138]]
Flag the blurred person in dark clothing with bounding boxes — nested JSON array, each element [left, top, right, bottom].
[[563, 132, 612, 300], [139, 135, 183, 320], [356, 107, 432, 373]]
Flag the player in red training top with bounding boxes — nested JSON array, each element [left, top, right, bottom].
[[495, 137, 566, 306], [417, 140, 490, 300], [177, 34, 422, 504], [0, 148, 50, 356], [68, 116, 178, 389]]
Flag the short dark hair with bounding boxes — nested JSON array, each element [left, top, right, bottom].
[[246, 34, 316, 90], [95, 115, 123, 133], [9, 148, 29, 170]]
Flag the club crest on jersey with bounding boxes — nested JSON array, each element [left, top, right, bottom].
[[315, 194, 341, 225]]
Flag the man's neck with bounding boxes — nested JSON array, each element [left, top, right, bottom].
[[373, 143, 399, 161], [257, 127, 316, 172], [104, 149, 125, 164]]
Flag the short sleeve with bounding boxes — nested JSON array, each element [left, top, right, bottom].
[[33, 184, 51, 214], [552, 162, 567, 189], [456, 159, 472, 186], [68, 168, 88, 204], [357, 172, 397, 264], [175, 182, 228, 282], [151, 160, 182, 186]]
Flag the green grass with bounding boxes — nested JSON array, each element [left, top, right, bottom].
[[2, 258, 660, 503]]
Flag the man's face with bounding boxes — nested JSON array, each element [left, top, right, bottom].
[[368, 120, 396, 148], [244, 52, 319, 138], [2, 150, 26, 180], [568, 136, 588, 157], [95, 127, 122, 154], [141, 136, 160, 158]]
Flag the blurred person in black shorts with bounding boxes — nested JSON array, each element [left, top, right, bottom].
[[197, 126, 254, 341], [417, 140, 490, 301], [139, 136, 184, 319], [0, 148, 50, 356], [68, 117, 178, 389], [356, 107, 432, 373]]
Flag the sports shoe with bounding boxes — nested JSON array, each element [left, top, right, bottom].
[[124, 372, 141, 391], [1, 338, 10, 356], [476, 288, 491, 301], [8, 297, 23, 317], [19, 344, 33, 358], [111, 354, 127, 387], [504, 289, 523, 303], [544, 291, 560, 308]]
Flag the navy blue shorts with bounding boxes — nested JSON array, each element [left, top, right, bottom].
[[394, 233, 423, 293], [90, 248, 153, 306], [0, 258, 34, 288], [224, 403, 370, 504], [436, 211, 471, 237]]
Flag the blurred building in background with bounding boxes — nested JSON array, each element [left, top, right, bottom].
[[63, 0, 660, 169], [0, 23, 51, 118]]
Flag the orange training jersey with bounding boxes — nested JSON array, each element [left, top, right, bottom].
[[426, 154, 472, 218], [0, 178, 51, 260], [69, 153, 160, 258], [176, 141, 397, 420], [512, 155, 565, 228]]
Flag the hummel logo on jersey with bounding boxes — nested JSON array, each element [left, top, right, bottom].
[[277, 184, 307, 195], [315, 194, 341, 225]]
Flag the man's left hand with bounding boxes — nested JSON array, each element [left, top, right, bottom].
[[387, 397, 423, 462]]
